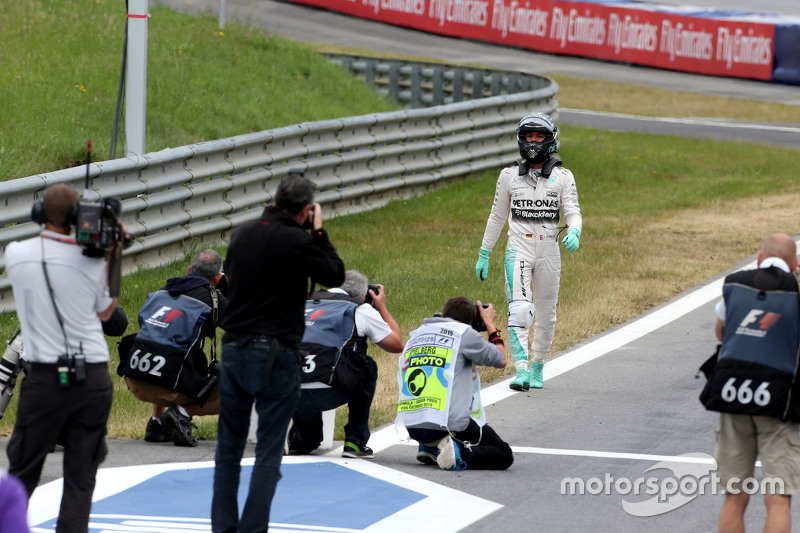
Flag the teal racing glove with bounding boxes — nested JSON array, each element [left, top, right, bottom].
[[475, 248, 491, 282], [562, 228, 581, 252]]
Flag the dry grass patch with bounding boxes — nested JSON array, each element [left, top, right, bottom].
[[360, 191, 800, 434], [550, 74, 800, 123]]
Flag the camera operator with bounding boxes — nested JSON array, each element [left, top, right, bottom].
[[119, 249, 227, 447], [4, 183, 129, 532], [288, 270, 403, 458], [395, 296, 513, 471]]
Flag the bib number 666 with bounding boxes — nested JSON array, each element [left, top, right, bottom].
[[721, 378, 771, 406]]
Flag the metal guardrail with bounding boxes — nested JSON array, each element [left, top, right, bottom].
[[0, 55, 558, 312]]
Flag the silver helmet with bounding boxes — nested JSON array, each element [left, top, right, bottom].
[[516, 112, 558, 164]]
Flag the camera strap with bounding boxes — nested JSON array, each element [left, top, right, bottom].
[[40, 237, 73, 361], [209, 286, 219, 365]]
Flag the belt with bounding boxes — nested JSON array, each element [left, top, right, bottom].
[[22, 361, 108, 371]]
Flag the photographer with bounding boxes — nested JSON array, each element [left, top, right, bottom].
[[119, 249, 227, 447], [288, 270, 403, 458], [4, 183, 128, 531], [395, 297, 513, 471], [213, 174, 344, 532]]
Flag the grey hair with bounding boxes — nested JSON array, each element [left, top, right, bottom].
[[339, 270, 369, 300], [275, 175, 316, 216], [190, 249, 223, 281]]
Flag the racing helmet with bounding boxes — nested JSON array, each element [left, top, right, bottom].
[[516, 112, 558, 164]]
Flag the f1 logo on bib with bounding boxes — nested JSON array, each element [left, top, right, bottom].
[[145, 306, 184, 328], [736, 309, 781, 338]]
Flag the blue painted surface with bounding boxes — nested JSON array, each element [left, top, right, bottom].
[[33, 462, 427, 531]]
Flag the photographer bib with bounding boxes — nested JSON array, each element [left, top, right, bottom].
[[396, 321, 472, 429], [299, 296, 360, 388], [122, 290, 211, 395]]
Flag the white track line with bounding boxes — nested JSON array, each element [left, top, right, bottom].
[[353, 253, 772, 456]]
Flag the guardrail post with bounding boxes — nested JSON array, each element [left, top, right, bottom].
[[365, 59, 376, 86], [471, 72, 484, 99], [433, 67, 444, 106], [411, 65, 422, 108], [491, 72, 503, 96], [453, 69, 464, 102], [389, 63, 400, 101]]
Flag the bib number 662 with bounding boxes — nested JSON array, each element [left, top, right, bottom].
[[721, 378, 771, 406]]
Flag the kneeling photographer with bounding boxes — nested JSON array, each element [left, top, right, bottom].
[[288, 270, 403, 458], [118, 249, 227, 447], [395, 296, 513, 471], [4, 182, 131, 532]]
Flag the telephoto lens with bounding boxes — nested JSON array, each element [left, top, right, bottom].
[[0, 333, 24, 419]]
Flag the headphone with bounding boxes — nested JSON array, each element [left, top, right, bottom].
[[31, 199, 79, 228]]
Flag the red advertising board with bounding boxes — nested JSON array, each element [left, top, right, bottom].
[[290, 0, 775, 80]]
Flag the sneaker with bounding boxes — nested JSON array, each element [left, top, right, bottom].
[[509, 368, 530, 391], [342, 441, 374, 459], [436, 435, 467, 471], [416, 443, 440, 465], [144, 417, 172, 443], [162, 406, 198, 447], [530, 361, 544, 389]]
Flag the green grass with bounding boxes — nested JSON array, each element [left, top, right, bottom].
[[0, 1, 397, 181], [7, 127, 795, 438]]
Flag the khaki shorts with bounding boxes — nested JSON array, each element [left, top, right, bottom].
[[124, 377, 218, 408], [715, 413, 800, 494]]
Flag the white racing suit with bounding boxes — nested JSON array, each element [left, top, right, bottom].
[[480, 164, 582, 368]]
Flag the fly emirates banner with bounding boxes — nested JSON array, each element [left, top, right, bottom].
[[290, 0, 775, 80]]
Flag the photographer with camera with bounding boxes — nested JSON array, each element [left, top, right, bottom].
[[395, 296, 513, 471], [212, 173, 344, 533], [4, 183, 130, 532], [118, 249, 227, 447], [288, 270, 403, 458]]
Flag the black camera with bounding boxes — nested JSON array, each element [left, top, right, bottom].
[[75, 198, 132, 257], [364, 284, 380, 306], [471, 304, 490, 332]]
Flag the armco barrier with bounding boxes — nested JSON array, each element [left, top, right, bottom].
[[288, 0, 800, 86], [0, 56, 558, 312]]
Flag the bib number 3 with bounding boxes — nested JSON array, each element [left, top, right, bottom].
[[721, 377, 771, 407]]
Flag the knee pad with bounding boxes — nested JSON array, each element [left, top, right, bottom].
[[508, 300, 535, 329]]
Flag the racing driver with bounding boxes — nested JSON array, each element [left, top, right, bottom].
[[475, 111, 582, 391]]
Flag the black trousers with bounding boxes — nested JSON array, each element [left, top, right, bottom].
[[408, 419, 514, 470], [7, 363, 113, 533]]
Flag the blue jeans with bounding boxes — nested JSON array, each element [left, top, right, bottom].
[[288, 356, 377, 453], [211, 340, 300, 533]]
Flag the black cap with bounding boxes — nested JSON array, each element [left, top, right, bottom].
[[288, 168, 305, 178]]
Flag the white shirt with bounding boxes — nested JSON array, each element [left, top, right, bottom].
[[5, 231, 113, 363], [301, 288, 392, 390], [328, 288, 391, 344], [715, 257, 792, 320]]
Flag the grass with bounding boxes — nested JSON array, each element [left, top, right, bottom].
[[1, 1, 800, 441], [548, 74, 800, 123], [6, 129, 797, 439], [0, 2, 397, 181]]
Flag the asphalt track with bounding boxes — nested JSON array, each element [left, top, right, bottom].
[[15, 0, 800, 531]]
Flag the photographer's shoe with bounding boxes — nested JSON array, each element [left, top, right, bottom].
[[163, 406, 198, 447], [530, 361, 544, 389], [436, 436, 467, 471], [416, 443, 440, 465], [342, 441, 374, 459], [509, 368, 530, 391], [144, 417, 171, 443]]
